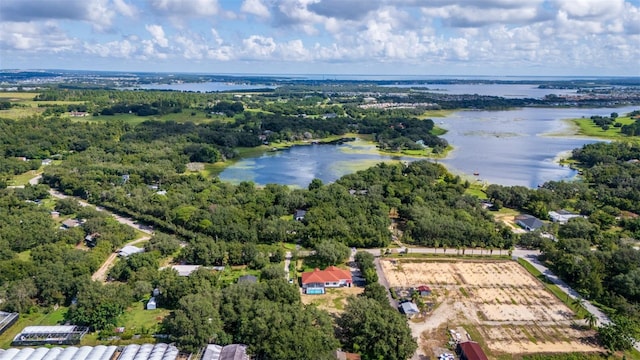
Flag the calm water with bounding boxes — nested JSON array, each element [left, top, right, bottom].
[[135, 82, 275, 92], [439, 106, 638, 187], [218, 140, 412, 188], [383, 83, 578, 99], [218, 106, 639, 188]]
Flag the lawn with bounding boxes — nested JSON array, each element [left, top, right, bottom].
[[8, 170, 40, 186], [0, 307, 68, 348], [571, 116, 639, 142]]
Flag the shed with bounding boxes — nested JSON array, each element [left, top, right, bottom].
[[457, 341, 488, 360], [294, 209, 307, 221], [61, 219, 81, 229], [417, 285, 432, 296], [146, 297, 157, 310], [399, 302, 419, 316]]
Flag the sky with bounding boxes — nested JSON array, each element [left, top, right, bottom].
[[0, 0, 639, 76]]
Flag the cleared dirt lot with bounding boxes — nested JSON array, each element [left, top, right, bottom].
[[381, 259, 601, 358]]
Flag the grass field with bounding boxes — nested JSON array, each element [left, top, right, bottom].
[[570, 116, 639, 141], [0, 307, 68, 348]]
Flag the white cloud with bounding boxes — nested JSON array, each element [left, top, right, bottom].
[[242, 35, 277, 58], [241, 0, 270, 18], [146, 24, 169, 47], [0, 21, 76, 52], [86, 39, 137, 58], [113, 0, 137, 17], [148, 0, 219, 17]]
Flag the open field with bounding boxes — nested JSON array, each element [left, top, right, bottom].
[[381, 259, 601, 358]]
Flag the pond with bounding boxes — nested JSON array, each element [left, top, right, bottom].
[[217, 106, 639, 188], [218, 139, 413, 188]]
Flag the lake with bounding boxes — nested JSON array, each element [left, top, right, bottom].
[[218, 140, 412, 188], [133, 82, 275, 92], [218, 106, 639, 188], [382, 83, 578, 99]]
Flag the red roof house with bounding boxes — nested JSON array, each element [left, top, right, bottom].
[[301, 266, 352, 294], [457, 341, 488, 360]]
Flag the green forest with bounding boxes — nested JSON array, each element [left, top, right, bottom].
[[1, 88, 640, 359]]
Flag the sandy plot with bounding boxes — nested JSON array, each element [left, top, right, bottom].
[[382, 259, 603, 357]]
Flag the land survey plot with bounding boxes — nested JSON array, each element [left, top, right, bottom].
[[380, 259, 601, 357]]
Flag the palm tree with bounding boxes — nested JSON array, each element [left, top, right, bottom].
[[572, 297, 586, 316], [584, 312, 597, 329]]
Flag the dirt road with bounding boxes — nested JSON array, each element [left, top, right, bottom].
[[91, 236, 151, 281]]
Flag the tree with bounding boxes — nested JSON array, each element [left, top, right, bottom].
[[162, 293, 227, 353], [260, 264, 285, 281], [362, 283, 389, 304], [314, 240, 350, 267], [597, 316, 639, 351], [338, 296, 417, 360], [584, 312, 598, 329]]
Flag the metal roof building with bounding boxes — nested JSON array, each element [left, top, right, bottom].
[[11, 326, 89, 346], [0, 311, 18, 335], [118, 245, 145, 257], [201, 344, 249, 360], [0, 343, 178, 360]]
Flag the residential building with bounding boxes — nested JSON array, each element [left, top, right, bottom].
[[457, 341, 488, 360], [301, 266, 352, 294], [399, 301, 419, 317], [514, 214, 544, 231], [548, 209, 584, 224]]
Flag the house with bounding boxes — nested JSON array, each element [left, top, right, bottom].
[[42, 159, 52, 166], [548, 209, 584, 224], [514, 214, 544, 231], [399, 301, 419, 317], [118, 245, 144, 257], [146, 297, 157, 310], [456, 341, 488, 360], [50, 211, 60, 219], [60, 218, 81, 229], [237, 275, 258, 283], [84, 233, 99, 247], [294, 209, 307, 221], [417, 285, 432, 296], [301, 266, 352, 294]]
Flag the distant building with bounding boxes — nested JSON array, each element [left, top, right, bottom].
[[294, 209, 307, 221], [237, 275, 258, 283], [301, 266, 352, 295], [118, 245, 144, 257], [202, 344, 249, 360], [335, 350, 361, 360], [84, 233, 99, 248], [514, 214, 544, 231], [399, 301, 419, 317], [548, 210, 584, 224], [457, 341, 488, 360], [0, 311, 19, 336], [61, 218, 82, 229], [41, 159, 52, 166], [146, 297, 157, 310], [11, 325, 89, 346], [417, 285, 432, 296]]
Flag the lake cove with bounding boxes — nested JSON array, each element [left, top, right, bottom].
[[217, 106, 639, 188], [217, 139, 416, 188]]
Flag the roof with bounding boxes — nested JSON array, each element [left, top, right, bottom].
[[118, 245, 144, 257], [61, 219, 81, 228], [458, 341, 488, 360], [301, 266, 352, 285], [294, 209, 307, 218], [515, 214, 544, 229], [20, 325, 78, 334], [167, 265, 201, 276], [417, 285, 431, 292], [202, 344, 249, 360], [335, 350, 361, 360], [237, 275, 257, 283], [400, 302, 419, 314]]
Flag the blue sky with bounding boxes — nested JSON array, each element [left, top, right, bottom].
[[1, 0, 639, 76]]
